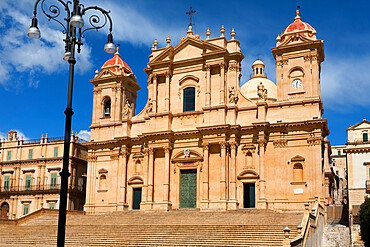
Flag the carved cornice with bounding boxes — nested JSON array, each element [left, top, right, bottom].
[[273, 139, 288, 148], [344, 147, 370, 154], [307, 136, 322, 146]]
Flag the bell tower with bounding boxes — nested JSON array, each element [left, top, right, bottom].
[[272, 9, 324, 102], [90, 48, 140, 142]]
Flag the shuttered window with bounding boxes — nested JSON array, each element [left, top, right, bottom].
[[4, 176, 10, 191], [49, 203, 55, 209], [364, 132, 369, 142], [50, 173, 57, 189], [23, 204, 29, 215], [54, 147, 59, 157], [28, 149, 33, 159], [25, 175, 31, 191], [6, 151, 11, 161]]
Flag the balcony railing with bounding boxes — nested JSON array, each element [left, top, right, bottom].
[[366, 180, 370, 194], [0, 184, 84, 194]]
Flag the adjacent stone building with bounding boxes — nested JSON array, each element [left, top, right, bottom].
[[0, 130, 87, 219], [330, 145, 347, 204], [344, 118, 370, 217], [84, 10, 333, 214]]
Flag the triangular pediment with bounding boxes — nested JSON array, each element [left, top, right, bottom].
[[348, 119, 370, 130], [149, 37, 226, 65], [280, 33, 314, 47], [94, 68, 117, 79]]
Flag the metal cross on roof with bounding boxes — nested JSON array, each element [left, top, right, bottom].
[[186, 6, 196, 27]]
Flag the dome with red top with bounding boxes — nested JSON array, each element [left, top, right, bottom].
[[101, 48, 132, 74], [278, 10, 317, 43]]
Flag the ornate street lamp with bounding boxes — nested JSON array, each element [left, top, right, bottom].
[[27, 1, 116, 246]]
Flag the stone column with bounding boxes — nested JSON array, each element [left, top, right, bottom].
[[41, 165, 46, 189], [119, 147, 128, 209], [163, 147, 171, 203], [116, 86, 122, 120], [142, 149, 149, 204], [229, 143, 237, 201], [15, 166, 20, 188], [220, 142, 227, 201], [37, 165, 42, 189], [0, 165, 2, 190], [70, 164, 76, 188], [165, 73, 171, 112], [220, 63, 225, 104], [205, 65, 211, 106], [152, 74, 157, 113], [147, 148, 154, 204], [202, 143, 209, 201], [258, 137, 267, 201]]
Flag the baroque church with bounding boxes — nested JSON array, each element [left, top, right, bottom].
[[83, 9, 332, 214]]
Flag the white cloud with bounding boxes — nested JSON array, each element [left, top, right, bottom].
[[321, 56, 370, 109], [77, 130, 91, 141], [0, 0, 92, 87], [100, 1, 184, 47]]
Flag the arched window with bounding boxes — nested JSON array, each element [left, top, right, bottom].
[[103, 98, 111, 117], [99, 174, 107, 191], [293, 163, 303, 182], [1, 202, 9, 219], [183, 87, 195, 112]]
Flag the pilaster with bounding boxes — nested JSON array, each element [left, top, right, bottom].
[[228, 142, 238, 209], [205, 65, 211, 106], [200, 143, 209, 209], [257, 133, 267, 209]]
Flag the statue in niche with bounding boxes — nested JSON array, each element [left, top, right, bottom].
[[145, 98, 153, 114], [257, 82, 268, 101], [122, 99, 132, 118], [228, 86, 238, 103]]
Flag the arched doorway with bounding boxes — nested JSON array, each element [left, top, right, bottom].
[[1, 202, 9, 219]]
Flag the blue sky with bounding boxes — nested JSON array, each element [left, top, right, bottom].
[[0, 0, 369, 145]]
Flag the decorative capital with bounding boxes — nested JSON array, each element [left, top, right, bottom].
[[230, 142, 238, 150], [165, 72, 171, 78], [205, 64, 211, 71], [219, 142, 227, 149], [164, 146, 172, 153], [203, 143, 209, 150], [148, 148, 154, 155], [257, 138, 267, 147]]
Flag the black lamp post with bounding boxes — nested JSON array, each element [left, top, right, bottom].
[[27, 1, 116, 246]]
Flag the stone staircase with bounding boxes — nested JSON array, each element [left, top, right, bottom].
[[0, 209, 303, 246]]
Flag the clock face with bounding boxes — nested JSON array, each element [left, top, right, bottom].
[[292, 79, 302, 89]]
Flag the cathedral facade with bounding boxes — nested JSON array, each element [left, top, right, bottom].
[[84, 10, 332, 214]]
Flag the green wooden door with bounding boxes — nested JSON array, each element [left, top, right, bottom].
[[180, 169, 197, 208], [243, 183, 255, 208], [132, 188, 142, 210]]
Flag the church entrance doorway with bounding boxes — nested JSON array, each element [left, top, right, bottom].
[[1, 202, 9, 219], [243, 183, 255, 208], [180, 169, 197, 208], [132, 188, 142, 210]]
